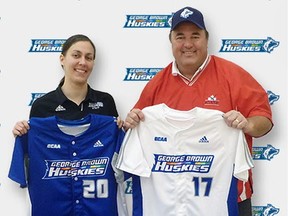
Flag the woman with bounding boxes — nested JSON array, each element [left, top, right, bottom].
[[13, 34, 122, 135], [9, 34, 128, 216]]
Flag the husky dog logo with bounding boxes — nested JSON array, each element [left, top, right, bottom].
[[263, 144, 279, 161], [267, 90, 280, 105], [263, 37, 279, 53], [168, 16, 172, 26], [263, 204, 280, 216], [180, 8, 193, 19], [253, 204, 280, 216]]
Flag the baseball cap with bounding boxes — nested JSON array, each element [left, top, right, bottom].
[[170, 7, 206, 31]]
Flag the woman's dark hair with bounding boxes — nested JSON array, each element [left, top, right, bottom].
[[59, 34, 96, 86]]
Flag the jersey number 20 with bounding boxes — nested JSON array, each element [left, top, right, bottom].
[[83, 179, 109, 198]]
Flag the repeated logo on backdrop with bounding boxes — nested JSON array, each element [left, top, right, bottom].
[[252, 144, 280, 161], [29, 93, 46, 106], [29, 39, 65, 52], [124, 68, 162, 81], [267, 90, 280, 105], [124, 14, 171, 28], [252, 204, 280, 216], [219, 37, 280, 53]]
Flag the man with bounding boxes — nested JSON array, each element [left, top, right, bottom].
[[124, 6, 273, 216]]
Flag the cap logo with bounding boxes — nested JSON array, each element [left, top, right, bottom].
[[171, 7, 206, 30], [180, 9, 193, 19]]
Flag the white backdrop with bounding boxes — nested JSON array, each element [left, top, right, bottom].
[[0, 0, 287, 215]]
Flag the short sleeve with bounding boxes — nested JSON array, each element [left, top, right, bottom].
[[8, 135, 28, 187], [233, 131, 254, 181], [116, 129, 151, 177]]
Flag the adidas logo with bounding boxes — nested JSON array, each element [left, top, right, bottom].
[[199, 136, 209, 143], [93, 140, 104, 147], [55, 105, 66, 112]]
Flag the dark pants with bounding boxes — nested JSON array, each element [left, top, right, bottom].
[[238, 198, 252, 216]]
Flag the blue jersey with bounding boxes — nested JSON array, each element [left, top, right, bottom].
[[9, 114, 127, 216]]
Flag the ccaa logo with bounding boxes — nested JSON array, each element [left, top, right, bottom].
[[47, 144, 61, 149], [154, 136, 167, 142]]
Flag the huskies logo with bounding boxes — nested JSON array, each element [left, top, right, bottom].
[[267, 90, 280, 105], [124, 68, 161, 81], [252, 203, 280, 216], [263, 37, 280, 53], [152, 154, 214, 173], [124, 15, 171, 28], [180, 8, 194, 19], [29, 93, 46, 106], [219, 37, 279, 53], [43, 158, 109, 179], [29, 39, 66, 52], [252, 144, 279, 161]]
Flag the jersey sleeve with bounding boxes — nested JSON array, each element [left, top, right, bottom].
[[111, 128, 128, 183], [116, 128, 151, 177], [8, 135, 28, 187], [111, 128, 131, 216], [233, 130, 254, 181]]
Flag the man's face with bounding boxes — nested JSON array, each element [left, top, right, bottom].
[[170, 22, 208, 74]]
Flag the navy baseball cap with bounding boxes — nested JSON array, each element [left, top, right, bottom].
[[171, 7, 206, 31]]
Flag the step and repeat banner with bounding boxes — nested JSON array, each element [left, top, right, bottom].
[[0, 0, 287, 215]]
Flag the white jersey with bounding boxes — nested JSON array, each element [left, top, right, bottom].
[[116, 104, 254, 216]]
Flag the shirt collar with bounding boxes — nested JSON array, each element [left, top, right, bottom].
[[56, 84, 94, 104], [172, 55, 210, 81]]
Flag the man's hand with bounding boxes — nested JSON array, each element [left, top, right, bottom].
[[123, 108, 144, 131]]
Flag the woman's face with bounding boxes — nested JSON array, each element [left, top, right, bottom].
[[60, 41, 95, 85]]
